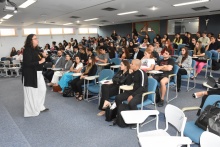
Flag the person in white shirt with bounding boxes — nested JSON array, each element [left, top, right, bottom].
[[198, 32, 210, 46], [140, 47, 155, 72], [65, 42, 73, 52]]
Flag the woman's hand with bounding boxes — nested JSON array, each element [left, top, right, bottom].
[[39, 58, 45, 64]]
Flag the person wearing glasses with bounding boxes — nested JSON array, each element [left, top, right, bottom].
[[22, 34, 49, 117]]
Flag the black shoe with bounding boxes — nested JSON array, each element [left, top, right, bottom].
[[41, 108, 49, 112], [157, 100, 164, 107], [177, 88, 181, 92]]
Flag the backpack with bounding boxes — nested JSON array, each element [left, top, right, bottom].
[[116, 104, 129, 128], [212, 59, 220, 71]]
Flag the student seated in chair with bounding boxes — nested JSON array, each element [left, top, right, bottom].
[[115, 59, 148, 110], [153, 49, 175, 107], [97, 60, 131, 116]]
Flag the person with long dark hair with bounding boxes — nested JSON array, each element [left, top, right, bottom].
[[22, 34, 48, 117], [176, 47, 192, 92], [97, 60, 131, 116], [10, 47, 17, 57]]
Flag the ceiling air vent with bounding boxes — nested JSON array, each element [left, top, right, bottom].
[[70, 16, 80, 19], [209, 10, 220, 13], [192, 6, 209, 11], [135, 14, 147, 17], [160, 16, 168, 18], [102, 7, 117, 11], [50, 22, 55, 23]]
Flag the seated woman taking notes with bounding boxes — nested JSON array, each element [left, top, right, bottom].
[[140, 47, 155, 72]]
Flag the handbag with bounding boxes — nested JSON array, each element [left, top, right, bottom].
[[105, 107, 117, 122], [62, 87, 74, 97], [197, 56, 208, 62], [207, 76, 218, 88], [208, 112, 220, 136], [52, 85, 62, 92], [195, 101, 220, 130]]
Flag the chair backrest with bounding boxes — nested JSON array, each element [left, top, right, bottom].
[[201, 95, 220, 112], [205, 51, 212, 66], [110, 58, 121, 65], [146, 77, 158, 102], [200, 131, 220, 147], [98, 69, 114, 81], [172, 64, 180, 83], [1, 57, 7, 61], [177, 44, 186, 54], [165, 104, 187, 136], [191, 59, 196, 75]]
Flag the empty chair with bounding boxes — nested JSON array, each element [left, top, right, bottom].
[[0, 60, 10, 77], [200, 131, 220, 147], [8, 60, 21, 77]]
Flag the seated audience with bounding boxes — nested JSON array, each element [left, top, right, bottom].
[[205, 36, 220, 59], [131, 44, 144, 60], [97, 60, 131, 116], [65, 42, 73, 52], [161, 40, 174, 55], [95, 47, 109, 72], [120, 47, 130, 60], [44, 50, 65, 82], [108, 42, 117, 59], [173, 33, 183, 48], [198, 32, 210, 46], [70, 56, 97, 101], [140, 38, 149, 48], [192, 41, 206, 78], [115, 59, 148, 110], [154, 42, 162, 55], [154, 49, 175, 107], [10, 47, 17, 57], [58, 56, 83, 93], [140, 48, 155, 72], [148, 43, 160, 63], [176, 47, 192, 92], [128, 41, 135, 55], [79, 47, 88, 64], [48, 54, 73, 86], [188, 37, 196, 50], [12, 50, 23, 61]]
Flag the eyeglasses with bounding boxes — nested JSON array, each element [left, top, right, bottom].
[[32, 38, 38, 40]]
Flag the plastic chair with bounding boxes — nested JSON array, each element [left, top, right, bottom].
[[181, 59, 196, 91], [176, 44, 186, 55], [86, 69, 114, 102], [0, 60, 10, 77], [137, 104, 189, 146], [183, 95, 220, 144], [200, 131, 220, 147], [8, 60, 21, 77]]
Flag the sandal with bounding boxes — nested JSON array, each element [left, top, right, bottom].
[[97, 111, 105, 116], [58, 91, 63, 94], [75, 92, 79, 97], [77, 95, 83, 101]]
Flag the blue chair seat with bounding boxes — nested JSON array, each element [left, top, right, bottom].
[[87, 84, 100, 93], [184, 121, 204, 144]]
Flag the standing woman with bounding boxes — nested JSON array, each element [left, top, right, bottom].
[[22, 34, 48, 117]]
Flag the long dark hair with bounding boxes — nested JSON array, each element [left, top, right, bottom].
[[121, 60, 130, 70], [122, 47, 130, 59], [181, 47, 189, 63], [24, 34, 38, 49]]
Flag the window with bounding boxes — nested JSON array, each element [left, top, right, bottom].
[[63, 28, 74, 34], [23, 28, 37, 35], [88, 28, 98, 34], [0, 28, 16, 36], [167, 17, 199, 35], [79, 28, 88, 34], [51, 28, 62, 35], [38, 28, 50, 35]]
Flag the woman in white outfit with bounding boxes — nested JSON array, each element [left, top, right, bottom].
[[48, 54, 73, 86], [140, 47, 155, 72], [22, 34, 49, 117]]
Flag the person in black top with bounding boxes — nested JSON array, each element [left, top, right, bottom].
[[115, 59, 148, 110], [97, 60, 131, 116], [70, 56, 97, 101], [131, 44, 144, 60], [154, 49, 175, 107], [205, 36, 220, 59], [111, 30, 118, 41], [22, 34, 49, 117], [108, 42, 117, 59], [10, 47, 17, 57]]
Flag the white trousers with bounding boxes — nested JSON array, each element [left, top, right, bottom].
[[23, 71, 46, 117], [51, 71, 63, 84]]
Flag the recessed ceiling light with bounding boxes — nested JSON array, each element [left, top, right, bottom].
[[14, 10, 18, 13], [173, 0, 210, 7], [63, 23, 73, 25], [3, 14, 13, 19], [117, 11, 138, 15], [84, 18, 98, 21], [150, 6, 158, 11], [76, 20, 80, 23], [19, 0, 37, 8]]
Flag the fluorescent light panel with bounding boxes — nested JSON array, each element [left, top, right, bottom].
[[84, 18, 98, 21], [173, 0, 210, 7], [63, 23, 73, 25], [19, 0, 37, 8], [117, 11, 138, 15], [3, 14, 13, 19]]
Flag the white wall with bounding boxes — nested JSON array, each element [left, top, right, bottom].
[[0, 24, 98, 58]]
